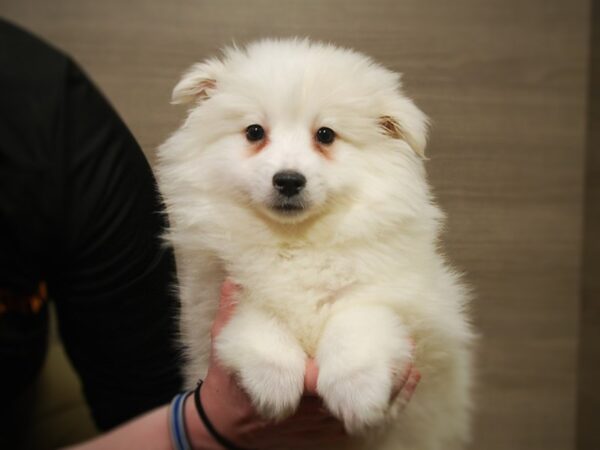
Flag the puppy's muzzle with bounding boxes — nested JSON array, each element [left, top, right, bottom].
[[272, 171, 306, 198]]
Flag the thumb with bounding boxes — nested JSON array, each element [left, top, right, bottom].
[[210, 279, 239, 339], [303, 358, 319, 396]]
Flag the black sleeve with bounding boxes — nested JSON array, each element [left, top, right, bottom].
[[50, 59, 183, 430]]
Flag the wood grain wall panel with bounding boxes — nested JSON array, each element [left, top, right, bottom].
[[578, 0, 600, 448], [0, 1, 591, 448]]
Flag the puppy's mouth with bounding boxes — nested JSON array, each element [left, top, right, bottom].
[[269, 196, 308, 216]]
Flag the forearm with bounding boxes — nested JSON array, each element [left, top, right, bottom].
[[68, 398, 221, 450]]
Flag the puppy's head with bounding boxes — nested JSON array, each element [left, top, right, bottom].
[[164, 39, 430, 228]]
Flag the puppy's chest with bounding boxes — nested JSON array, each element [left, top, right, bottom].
[[229, 246, 360, 353]]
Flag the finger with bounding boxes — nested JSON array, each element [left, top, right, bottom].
[[211, 279, 239, 338], [400, 368, 421, 402], [396, 368, 421, 410], [390, 362, 414, 402], [390, 338, 416, 401], [220, 279, 238, 309], [303, 358, 319, 396]]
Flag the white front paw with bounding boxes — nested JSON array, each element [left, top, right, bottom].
[[315, 305, 412, 434], [238, 355, 305, 421], [318, 361, 394, 434], [214, 308, 306, 421]]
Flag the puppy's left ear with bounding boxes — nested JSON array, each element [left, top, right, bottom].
[[171, 58, 223, 105], [379, 96, 429, 159]]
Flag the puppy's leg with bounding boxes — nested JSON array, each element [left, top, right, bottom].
[[177, 252, 224, 389], [316, 305, 412, 434], [215, 306, 306, 421]]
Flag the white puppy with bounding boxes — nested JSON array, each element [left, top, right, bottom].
[[157, 39, 473, 450]]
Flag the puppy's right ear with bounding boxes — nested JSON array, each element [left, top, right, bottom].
[[171, 59, 223, 105]]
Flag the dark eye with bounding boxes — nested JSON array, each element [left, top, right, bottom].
[[316, 127, 335, 144], [246, 124, 265, 142]]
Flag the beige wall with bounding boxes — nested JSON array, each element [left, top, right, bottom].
[[0, 1, 592, 449], [579, 0, 600, 449]]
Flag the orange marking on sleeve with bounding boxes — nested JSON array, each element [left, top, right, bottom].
[[39, 281, 47, 299]]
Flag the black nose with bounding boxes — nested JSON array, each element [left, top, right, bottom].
[[272, 171, 306, 197]]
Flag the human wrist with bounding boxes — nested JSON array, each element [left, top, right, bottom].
[[183, 392, 224, 450]]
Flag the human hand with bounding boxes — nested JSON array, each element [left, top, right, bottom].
[[186, 281, 420, 449]]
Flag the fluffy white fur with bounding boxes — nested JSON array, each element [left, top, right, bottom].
[[157, 38, 473, 450]]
